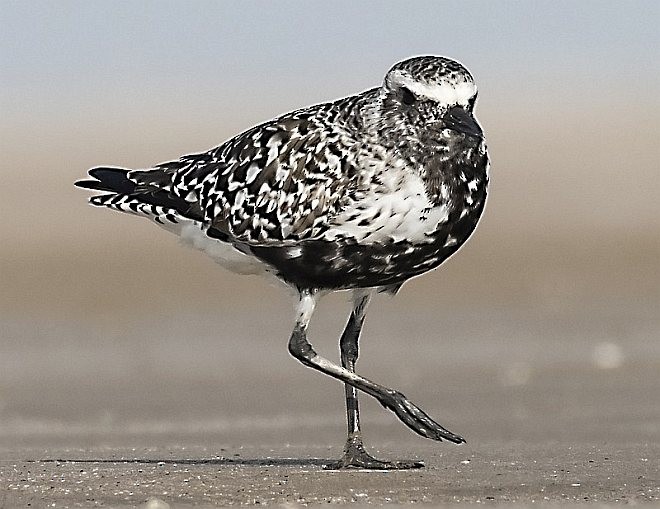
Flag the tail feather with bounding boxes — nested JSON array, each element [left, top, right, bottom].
[[75, 166, 204, 222]]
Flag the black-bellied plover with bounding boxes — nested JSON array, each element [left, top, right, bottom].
[[76, 55, 489, 469]]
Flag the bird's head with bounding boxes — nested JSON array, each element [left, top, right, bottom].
[[371, 56, 483, 142]]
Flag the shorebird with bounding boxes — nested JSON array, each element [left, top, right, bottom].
[[76, 55, 489, 469]]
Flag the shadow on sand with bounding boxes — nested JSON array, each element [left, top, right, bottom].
[[34, 457, 333, 467]]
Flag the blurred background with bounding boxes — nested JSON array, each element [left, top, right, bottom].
[[1, 1, 658, 450]]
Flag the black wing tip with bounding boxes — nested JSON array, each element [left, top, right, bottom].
[[88, 166, 129, 179], [75, 167, 134, 194], [74, 179, 105, 191]]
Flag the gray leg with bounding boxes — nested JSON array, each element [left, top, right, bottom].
[[288, 290, 464, 470], [341, 290, 371, 439], [330, 290, 422, 469]]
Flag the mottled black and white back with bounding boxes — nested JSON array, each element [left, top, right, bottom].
[[77, 55, 488, 292], [76, 56, 490, 468]]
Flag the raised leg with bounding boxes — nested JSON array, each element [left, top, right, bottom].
[[288, 290, 465, 469]]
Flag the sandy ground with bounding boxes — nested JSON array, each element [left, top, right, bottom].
[[1, 301, 659, 507], [1, 442, 658, 507]]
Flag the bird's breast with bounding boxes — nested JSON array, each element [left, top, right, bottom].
[[321, 164, 451, 245], [322, 137, 488, 247]]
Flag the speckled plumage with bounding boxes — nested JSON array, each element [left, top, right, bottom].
[[76, 56, 490, 468], [77, 55, 489, 292]]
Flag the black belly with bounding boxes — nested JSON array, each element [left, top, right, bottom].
[[249, 196, 486, 291]]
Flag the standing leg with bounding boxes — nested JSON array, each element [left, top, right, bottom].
[[341, 290, 371, 442], [331, 290, 423, 469], [288, 290, 465, 470]]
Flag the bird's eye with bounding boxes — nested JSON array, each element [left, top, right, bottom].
[[400, 87, 416, 106]]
